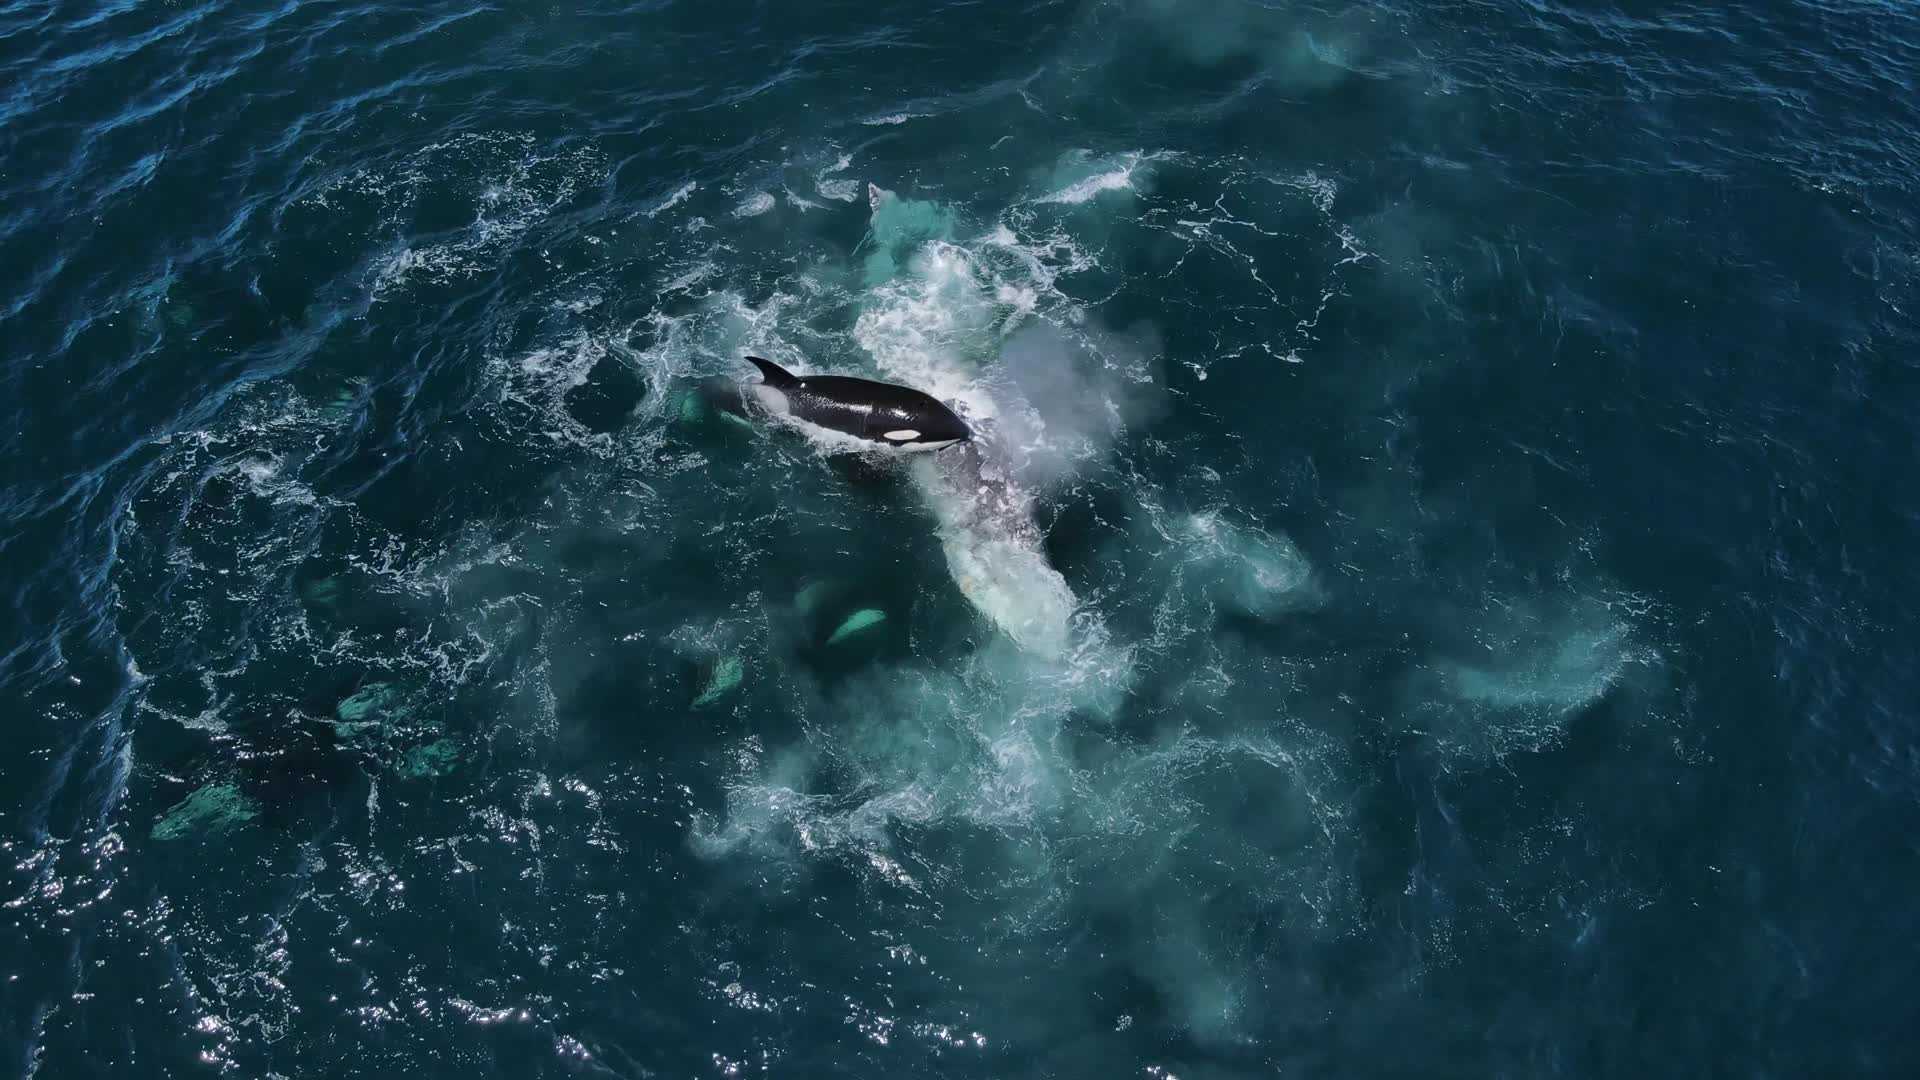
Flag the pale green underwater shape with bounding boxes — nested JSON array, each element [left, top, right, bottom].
[[827, 608, 887, 645], [675, 389, 706, 424], [398, 739, 461, 779], [332, 682, 411, 745], [301, 575, 345, 609], [693, 656, 745, 707], [672, 387, 754, 432], [322, 378, 367, 416], [336, 682, 402, 722], [151, 782, 259, 841], [793, 579, 838, 616]]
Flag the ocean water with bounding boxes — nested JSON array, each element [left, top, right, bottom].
[[3, 0, 1918, 1075]]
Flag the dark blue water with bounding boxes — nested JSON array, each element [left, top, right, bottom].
[[5, 0, 1919, 1075]]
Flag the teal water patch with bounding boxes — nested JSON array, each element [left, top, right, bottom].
[[863, 187, 956, 285], [673, 387, 707, 424], [1419, 591, 1654, 761], [1179, 511, 1317, 618], [300, 574, 346, 613]]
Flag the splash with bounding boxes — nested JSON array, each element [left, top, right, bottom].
[[860, 183, 958, 285], [645, 179, 697, 217], [990, 320, 1163, 488], [1037, 150, 1149, 205], [815, 154, 861, 202], [732, 191, 776, 218], [852, 206, 1079, 655]]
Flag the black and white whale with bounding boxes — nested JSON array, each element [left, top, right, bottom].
[[743, 356, 971, 452]]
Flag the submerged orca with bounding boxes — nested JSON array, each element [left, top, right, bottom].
[[743, 356, 971, 452]]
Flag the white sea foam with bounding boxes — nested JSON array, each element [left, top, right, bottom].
[[815, 154, 860, 202], [369, 244, 470, 299], [854, 242, 999, 417], [1168, 509, 1318, 619], [645, 179, 696, 217], [817, 177, 860, 202], [333, 132, 604, 299], [1037, 151, 1146, 205], [731, 191, 775, 218]]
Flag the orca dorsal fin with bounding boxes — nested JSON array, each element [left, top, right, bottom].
[[745, 356, 799, 389]]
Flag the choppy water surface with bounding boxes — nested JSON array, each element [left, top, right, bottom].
[[4, 0, 1918, 1075]]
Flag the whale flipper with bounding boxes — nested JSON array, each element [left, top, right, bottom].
[[745, 356, 800, 390]]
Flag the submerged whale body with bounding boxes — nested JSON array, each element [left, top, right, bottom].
[[743, 356, 971, 452]]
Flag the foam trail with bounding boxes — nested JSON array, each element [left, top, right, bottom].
[[646, 180, 696, 217], [1038, 151, 1146, 205], [732, 191, 776, 218]]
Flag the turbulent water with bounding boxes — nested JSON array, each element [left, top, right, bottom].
[[4, 0, 1919, 1075]]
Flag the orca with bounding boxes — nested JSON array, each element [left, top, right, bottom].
[[743, 356, 971, 452]]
